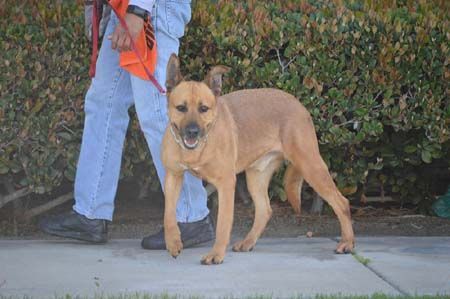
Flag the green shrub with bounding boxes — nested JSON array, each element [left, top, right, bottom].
[[0, 0, 156, 195], [0, 0, 449, 206], [179, 0, 450, 202]]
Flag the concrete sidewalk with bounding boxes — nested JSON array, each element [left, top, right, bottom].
[[0, 237, 449, 298]]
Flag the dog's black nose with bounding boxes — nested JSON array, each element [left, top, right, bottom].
[[185, 123, 200, 138]]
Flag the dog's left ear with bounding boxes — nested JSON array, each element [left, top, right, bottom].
[[166, 54, 183, 93], [204, 66, 231, 97]]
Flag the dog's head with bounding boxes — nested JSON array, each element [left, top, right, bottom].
[[165, 54, 230, 150]]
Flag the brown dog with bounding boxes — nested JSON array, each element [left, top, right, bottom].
[[161, 54, 355, 265]]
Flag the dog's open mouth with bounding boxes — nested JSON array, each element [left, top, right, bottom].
[[182, 137, 199, 149]]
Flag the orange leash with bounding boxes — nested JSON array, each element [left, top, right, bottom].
[[89, 0, 166, 94]]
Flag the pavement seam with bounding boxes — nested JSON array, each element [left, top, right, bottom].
[[363, 262, 410, 296], [329, 237, 410, 296]]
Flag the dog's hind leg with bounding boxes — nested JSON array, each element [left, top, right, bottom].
[[232, 155, 282, 252], [284, 163, 303, 215], [283, 124, 355, 254]]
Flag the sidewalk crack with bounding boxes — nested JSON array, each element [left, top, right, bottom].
[[329, 237, 410, 296]]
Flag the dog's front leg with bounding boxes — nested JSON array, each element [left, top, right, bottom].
[[164, 170, 184, 258], [201, 176, 236, 265]]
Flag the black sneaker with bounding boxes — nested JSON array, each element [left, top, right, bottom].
[[141, 215, 215, 249], [39, 210, 108, 244]]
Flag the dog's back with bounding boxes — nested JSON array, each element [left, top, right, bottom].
[[219, 88, 314, 170], [221, 88, 310, 123]]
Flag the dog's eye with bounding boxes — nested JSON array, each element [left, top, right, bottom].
[[199, 105, 209, 113], [176, 105, 188, 113]]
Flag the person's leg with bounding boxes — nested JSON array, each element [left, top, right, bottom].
[[40, 13, 134, 242], [73, 13, 134, 221], [132, 0, 212, 248], [133, 0, 209, 223]]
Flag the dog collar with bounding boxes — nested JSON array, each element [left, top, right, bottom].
[[169, 124, 186, 149]]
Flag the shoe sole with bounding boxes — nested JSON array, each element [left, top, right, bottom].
[[142, 236, 214, 250], [142, 226, 215, 250], [181, 219, 216, 248], [182, 231, 215, 248], [40, 226, 107, 244]]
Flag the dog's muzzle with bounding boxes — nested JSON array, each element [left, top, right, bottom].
[[181, 122, 203, 150]]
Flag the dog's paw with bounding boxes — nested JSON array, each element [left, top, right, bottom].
[[200, 250, 225, 265], [166, 237, 183, 258], [232, 239, 256, 252], [334, 240, 354, 254], [165, 228, 183, 258]]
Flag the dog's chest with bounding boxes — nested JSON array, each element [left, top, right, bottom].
[[179, 162, 202, 178]]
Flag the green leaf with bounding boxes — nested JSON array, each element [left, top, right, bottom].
[[0, 163, 9, 174], [404, 145, 417, 153], [421, 150, 432, 163]]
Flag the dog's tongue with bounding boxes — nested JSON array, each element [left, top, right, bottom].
[[185, 138, 197, 146]]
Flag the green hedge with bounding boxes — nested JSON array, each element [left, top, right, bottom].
[[0, 0, 155, 195], [1, 0, 449, 205]]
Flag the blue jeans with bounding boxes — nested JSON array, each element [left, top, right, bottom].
[[73, 0, 209, 222]]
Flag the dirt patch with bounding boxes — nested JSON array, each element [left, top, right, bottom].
[[1, 181, 450, 240]]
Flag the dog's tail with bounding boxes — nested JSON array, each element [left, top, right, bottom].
[[283, 164, 303, 215]]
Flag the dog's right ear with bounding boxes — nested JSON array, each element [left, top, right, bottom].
[[166, 54, 183, 93]]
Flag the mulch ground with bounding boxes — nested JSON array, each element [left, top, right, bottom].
[[1, 180, 450, 240]]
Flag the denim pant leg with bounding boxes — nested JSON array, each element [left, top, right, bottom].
[[74, 14, 134, 220], [132, 0, 209, 223]]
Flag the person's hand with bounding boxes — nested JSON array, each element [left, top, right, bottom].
[[109, 13, 144, 52]]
